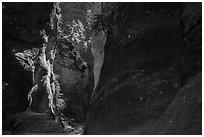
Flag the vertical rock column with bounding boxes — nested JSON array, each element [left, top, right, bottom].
[[91, 31, 106, 90]]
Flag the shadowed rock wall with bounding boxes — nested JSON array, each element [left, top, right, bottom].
[[85, 2, 201, 134]]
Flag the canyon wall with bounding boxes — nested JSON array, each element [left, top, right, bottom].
[[85, 2, 201, 134]]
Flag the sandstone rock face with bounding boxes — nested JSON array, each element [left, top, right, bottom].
[[2, 3, 54, 132], [3, 2, 93, 134], [30, 66, 48, 113], [85, 3, 201, 134], [2, 2, 53, 115], [49, 3, 93, 120], [91, 31, 106, 90], [180, 3, 202, 81], [155, 72, 202, 135], [20, 2, 93, 120], [53, 57, 89, 120]]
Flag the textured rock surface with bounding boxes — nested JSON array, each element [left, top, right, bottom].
[[2, 2, 91, 133], [156, 72, 202, 134], [2, 2, 201, 135], [53, 54, 89, 120], [2, 2, 53, 116], [2, 3, 54, 133], [51, 2, 93, 120], [85, 3, 201, 134], [3, 111, 84, 135], [91, 31, 106, 90]]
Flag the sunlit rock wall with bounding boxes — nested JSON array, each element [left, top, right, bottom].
[[91, 31, 106, 90], [52, 2, 94, 120], [2, 2, 54, 132], [2, 2, 53, 114]]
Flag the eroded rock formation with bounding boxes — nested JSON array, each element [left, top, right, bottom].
[[2, 2, 202, 135], [85, 2, 201, 134], [91, 30, 106, 90], [2, 2, 93, 134]]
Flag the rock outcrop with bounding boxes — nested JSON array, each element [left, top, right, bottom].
[[91, 30, 106, 90], [51, 2, 93, 120], [2, 2, 93, 133], [85, 2, 201, 134], [155, 72, 202, 135], [2, 2, 201, 135], [2, 1, 53, 120]]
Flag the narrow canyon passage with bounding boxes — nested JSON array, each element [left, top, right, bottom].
[[2, 2, 202, 135]]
